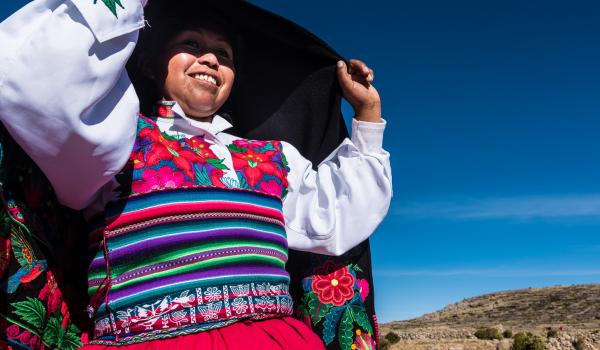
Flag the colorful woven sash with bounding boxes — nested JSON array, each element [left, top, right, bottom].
[[87, 117, 292, 344]]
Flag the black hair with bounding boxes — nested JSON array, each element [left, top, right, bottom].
[[127, 0, 242, 117]]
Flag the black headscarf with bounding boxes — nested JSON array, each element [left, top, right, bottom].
[[128, 1, 380, 347]]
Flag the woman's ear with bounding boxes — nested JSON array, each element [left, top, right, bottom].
[[138, 53, 156, 80]]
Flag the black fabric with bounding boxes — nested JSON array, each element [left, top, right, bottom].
[[129, 1, 380, 348]]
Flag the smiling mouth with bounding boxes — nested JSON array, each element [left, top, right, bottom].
[[192, 74, 219, 86]]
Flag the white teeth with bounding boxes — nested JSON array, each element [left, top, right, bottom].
[[193, 74, 217, 85]]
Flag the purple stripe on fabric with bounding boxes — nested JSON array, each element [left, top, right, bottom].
[[109, 265, 288, 301], [112, 246, 288, 284], [89, 227, 287, 270]]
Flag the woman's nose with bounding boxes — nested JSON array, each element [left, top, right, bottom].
[[197, 52, 219, 68]]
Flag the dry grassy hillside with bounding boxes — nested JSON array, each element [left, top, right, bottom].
[[391, 284, 600, 330], [380, 284, 600, 350]]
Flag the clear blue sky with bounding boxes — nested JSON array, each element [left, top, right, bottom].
[[2, 1, 600, 323]]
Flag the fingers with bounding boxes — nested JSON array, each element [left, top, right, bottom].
[[347, 59, 374, 83], [336, 60, 354, 90]]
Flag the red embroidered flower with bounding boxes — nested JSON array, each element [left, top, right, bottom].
[[259, 179, 283, 197], [140, 127, 199, 179], [312, 261, 356, 306], [186, 136, 217, 163], [132, 166, 194, 193], [357, 278, 370, 302], [353, 329, 375, 350], [231, 149, 278, 187], [38, 271, 62, 313], [6, 324, 20, 339]]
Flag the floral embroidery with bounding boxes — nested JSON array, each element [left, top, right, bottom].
[[228, 140, 289, 198], [357, 278, 370, 302], [127, 117, 230, 194], [1, 127, 85, 349], [312, 261, 356, 306], [297, 260, 375, 350], [127, 117, 289, 198], [132, 166, 195, 193]]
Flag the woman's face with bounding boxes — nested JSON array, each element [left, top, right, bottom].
[[158, 27, 235, 119]]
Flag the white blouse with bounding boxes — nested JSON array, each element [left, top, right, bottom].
[[0, 0, 392, 256]]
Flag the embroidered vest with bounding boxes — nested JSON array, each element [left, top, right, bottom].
[[87, 116, 292, 345]]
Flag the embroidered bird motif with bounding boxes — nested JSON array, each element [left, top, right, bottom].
[[5, 225, 47, 294]]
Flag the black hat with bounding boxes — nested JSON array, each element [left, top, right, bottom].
[[128, 0, 348, 164]]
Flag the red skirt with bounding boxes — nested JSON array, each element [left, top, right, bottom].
[[80, 317, 325, 350]]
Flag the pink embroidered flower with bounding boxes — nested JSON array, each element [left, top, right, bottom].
[[6, 324, 20, 339], [132, 166, 194, 193], [259, 179, 283, 197], [18, 330, 33, 344], [312, 261, 356, 306], [353, 329, 376, 350], [233, 139, 268, 149], [357, 278, 370, 302], [29, 334, 42, 349]]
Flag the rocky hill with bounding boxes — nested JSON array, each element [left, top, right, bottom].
[[380, 284, 600, 350]]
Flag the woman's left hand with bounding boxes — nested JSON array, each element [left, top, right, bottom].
[[337, 59, 382, 123]]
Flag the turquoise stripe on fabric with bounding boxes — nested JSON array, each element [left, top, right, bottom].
[[106, 219, 286, 250]]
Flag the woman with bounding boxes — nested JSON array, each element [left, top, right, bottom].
[[0, 0, 391, 348]]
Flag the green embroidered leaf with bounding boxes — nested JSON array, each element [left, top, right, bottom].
[[226, 144, 246, 153], [351, 306, 374, 335], [281, 187, 289, 200], [307, 292, 332, 324], [11, 297, 46, 331], [42, 316, 61, 348], [206, 158, 230, 171], [248, 161, 258, 168], [350, 263, 364, 273], [161, 132, 179, 141], [194, 165, 212, 186], [94, 0, 124, 18], [322, 306, 345, 345], [62, 322, 83, 350], [339, 308, 355, 350], [280, 147, 289, 166]]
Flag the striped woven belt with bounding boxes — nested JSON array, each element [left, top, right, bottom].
[[87, 187, 293, 344]]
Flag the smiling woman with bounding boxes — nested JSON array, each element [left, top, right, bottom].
[[0, 0, 391, 349]]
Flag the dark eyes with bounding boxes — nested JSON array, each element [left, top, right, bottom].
[[182, 40, 231, 59]]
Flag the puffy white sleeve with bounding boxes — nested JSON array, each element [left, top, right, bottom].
[[283, 118, 393, 256], [0, 0, 145, 209]]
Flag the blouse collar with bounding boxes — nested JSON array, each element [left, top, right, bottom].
[[153, 101, 233, 136]]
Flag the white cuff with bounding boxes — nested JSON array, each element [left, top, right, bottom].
[[351, 118, 387, 153], [70, 0, 145, 43]]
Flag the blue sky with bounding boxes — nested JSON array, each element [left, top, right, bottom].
[[2, 1, 600, 323]]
